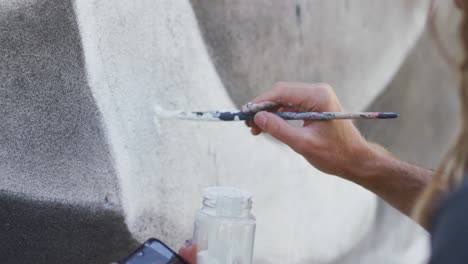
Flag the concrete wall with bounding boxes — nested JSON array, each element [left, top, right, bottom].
[[0, 0, 136, 263], [352, 4, 460, 263], [0, 0, 458, 263]]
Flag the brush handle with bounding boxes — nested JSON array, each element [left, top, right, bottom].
[[216, 111, 398, 121]]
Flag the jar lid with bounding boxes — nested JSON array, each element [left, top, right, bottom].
[[203, 186, 253, 217], [204, 186, 252, 201]]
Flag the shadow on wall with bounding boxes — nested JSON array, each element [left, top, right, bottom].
[[0, 192, 137, 264], [0, 0, 137, 263]]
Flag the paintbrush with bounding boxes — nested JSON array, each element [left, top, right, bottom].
[[160, 110, 398, 121]]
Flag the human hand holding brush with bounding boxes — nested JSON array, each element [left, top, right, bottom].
[[244, 82, 433, 228], [244, 82, 373, 180]]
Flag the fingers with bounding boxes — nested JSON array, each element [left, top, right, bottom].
[[241, 101, 279, 113], [243, 82, 340, 112], [243, 82, 341, 136], [179, 240, 197, 264], [254, 111, 306, 151], [245, 120, 262, 135], [251, 126, 262, 135]]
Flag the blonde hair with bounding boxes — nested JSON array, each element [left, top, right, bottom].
[[413, 0, 468, 226]]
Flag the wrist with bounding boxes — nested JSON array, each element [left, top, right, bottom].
[[344, 142, 392, 187]]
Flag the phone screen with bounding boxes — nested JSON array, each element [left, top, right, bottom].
[[120, 238, 189, 264]]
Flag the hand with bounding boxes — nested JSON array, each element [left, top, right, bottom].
[[244, 82, 374, 181], [178, 240, 197, 264]]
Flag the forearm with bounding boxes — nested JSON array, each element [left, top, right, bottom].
[[347, 143, 433, 228]]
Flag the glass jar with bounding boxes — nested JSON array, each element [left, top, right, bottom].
[[193, 186, 256, 264]]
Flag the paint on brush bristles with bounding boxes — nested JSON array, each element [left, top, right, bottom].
[[177, 111, 255, 121], [153, 105, 183, 119], [153, 105, 252, 121]]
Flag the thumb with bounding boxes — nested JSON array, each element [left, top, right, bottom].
[[254, 111, 304, 148]]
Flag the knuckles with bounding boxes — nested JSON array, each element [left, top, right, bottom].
[[311, 83, 334, 99], [269, 82, 339, 111], [272, 82, 289, 90], [312, 83, 340, 110]]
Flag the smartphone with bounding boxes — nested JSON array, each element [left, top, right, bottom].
[[119, 238, 190, 264]]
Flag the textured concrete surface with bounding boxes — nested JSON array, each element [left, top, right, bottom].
[[352, 3, 460, 264], [0, 0, 119, 207], [358, 3, 460, 167], [0, 0, 458, 263], [0, 0, 137, 263]]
